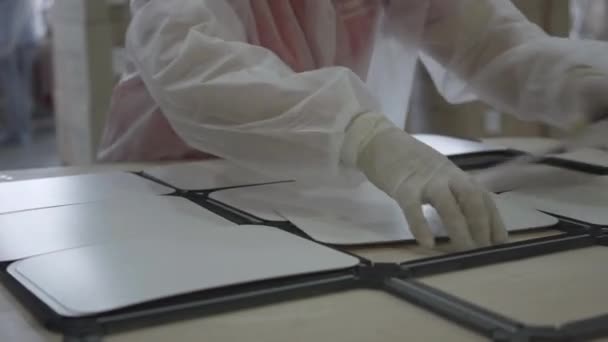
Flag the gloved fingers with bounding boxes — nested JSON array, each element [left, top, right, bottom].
[[400, 197, 436, 249], [424, 181, 476, 251], [449, 176, 492, 247], [484, 191, 509, 244]]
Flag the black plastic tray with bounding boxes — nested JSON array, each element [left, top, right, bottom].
[[1, 163, 607, 341], [389, 232, 608, 341]]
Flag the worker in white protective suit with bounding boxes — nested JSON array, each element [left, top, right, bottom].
[[571, 0, 608, 40], [99, 0, 608, 251], [0, 0, 38, 145]]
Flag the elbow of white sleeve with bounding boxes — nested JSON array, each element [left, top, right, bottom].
[[126, 1, 388, 185]]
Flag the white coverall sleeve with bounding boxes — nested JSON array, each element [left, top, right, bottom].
[[421, 0, 608, 126], [126, 0, 379, 182]]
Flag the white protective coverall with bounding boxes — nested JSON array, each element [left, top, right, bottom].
[[99, 0, 608, 250]]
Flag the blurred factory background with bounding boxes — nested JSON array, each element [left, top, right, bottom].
[[0, 0, 596, 170]]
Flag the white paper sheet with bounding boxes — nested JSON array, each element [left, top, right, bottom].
[[144, 160, 287, 190], [0, 172, 172, 215], [8, 226, 359, 317], [414, 134, 507, 156], [280, 182, 411, 244], [210, 182, 558, 245], [473, 164, 595, 193], [483, 137, 608, 168], [209, 185, 288, 221], [502, 174, 608, 225], [0, 196, 233, 262]]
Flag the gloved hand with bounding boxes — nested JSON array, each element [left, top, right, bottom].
[[568, 68, 608, 125], [342, 113, 508, 250]]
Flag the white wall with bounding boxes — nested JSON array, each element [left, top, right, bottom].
[[51, 0, 128, 165]]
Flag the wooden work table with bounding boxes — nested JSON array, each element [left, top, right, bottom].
[[0, 164, 606, 342]]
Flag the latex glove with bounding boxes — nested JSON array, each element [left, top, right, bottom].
[[570, 72, 608, 150], [342, 113, 508, 250], [569, 69, 608, 125]]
